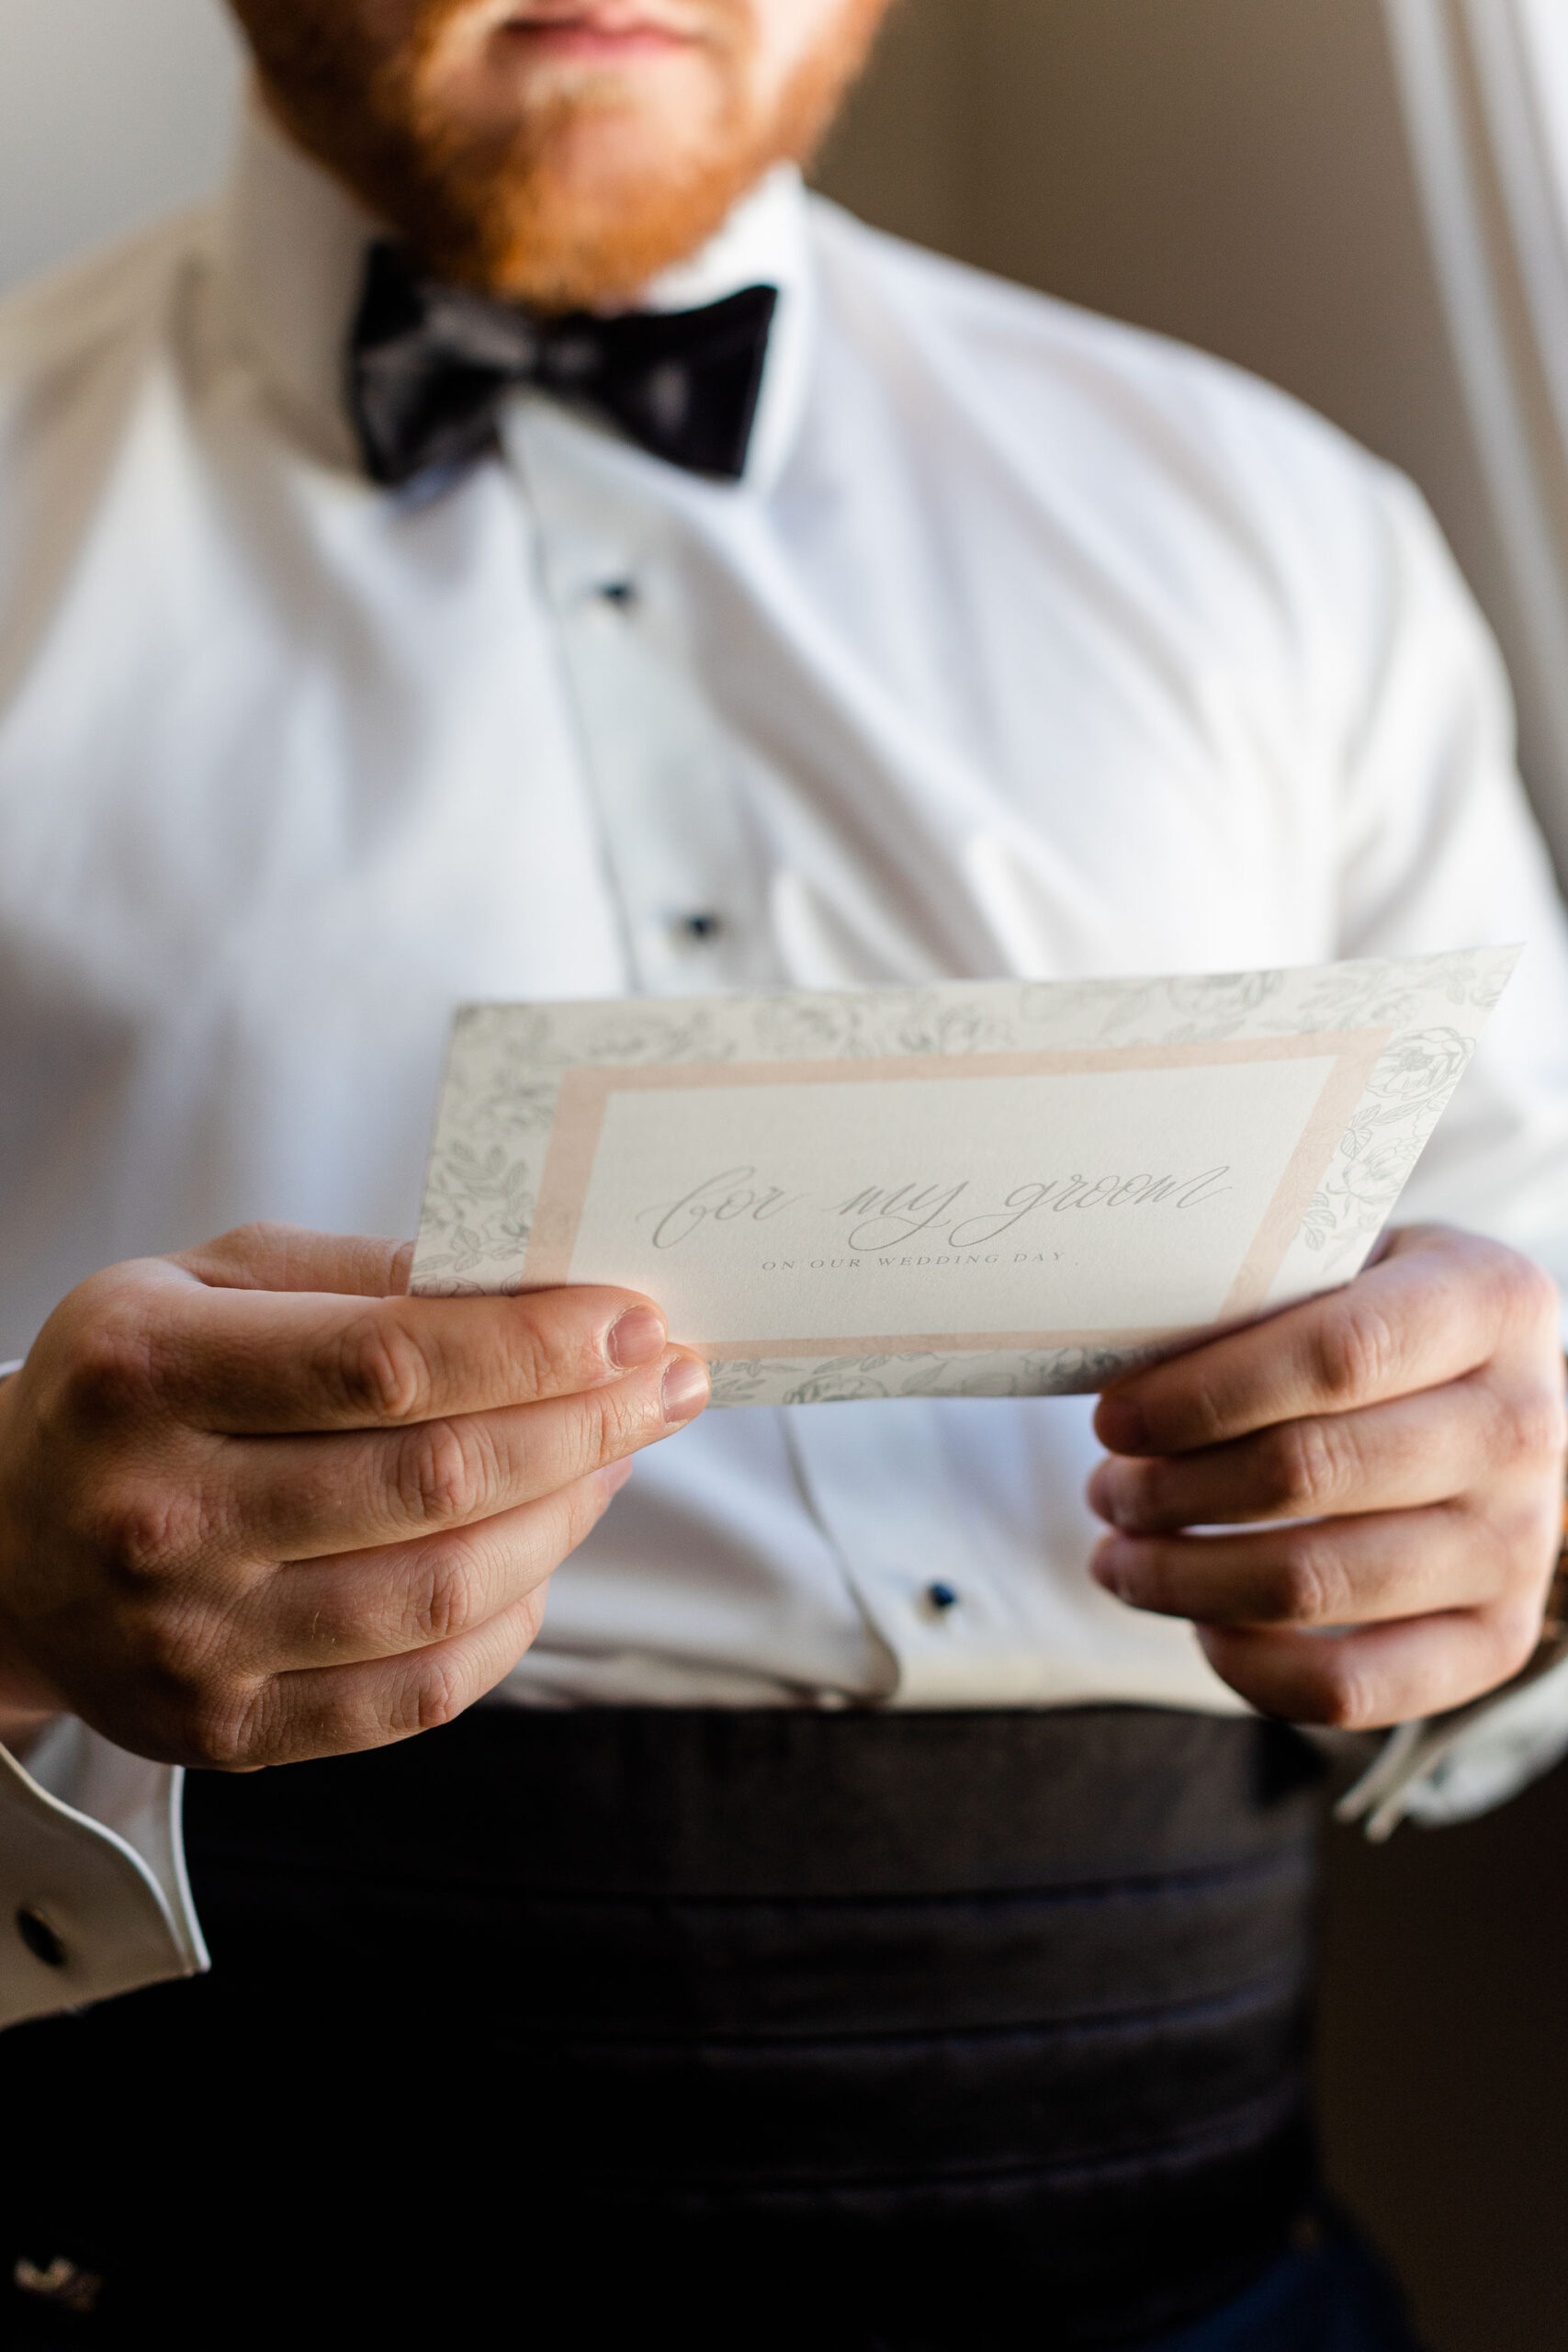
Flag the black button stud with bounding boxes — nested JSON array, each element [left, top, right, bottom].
[[598, 579, 639, 609], [680, 912, 724, 944], [926, 1582, 959, 1614], [16, 1907, 65, 1969]]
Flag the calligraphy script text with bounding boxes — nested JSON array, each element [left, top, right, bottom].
[[642, 1166, 1234, 1252]]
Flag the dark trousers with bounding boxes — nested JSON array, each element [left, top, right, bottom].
[[0, 1706, 1423, 2347]]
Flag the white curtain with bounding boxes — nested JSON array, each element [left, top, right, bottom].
[[1513, 0, 1568, 248], [1385, 0, 1568, 866]]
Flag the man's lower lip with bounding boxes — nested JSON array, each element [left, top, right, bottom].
[[500, 24, 692, 59]]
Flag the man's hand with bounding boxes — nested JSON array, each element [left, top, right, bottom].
[[0, 1224, 709, 1769], [1088, 1226, 1567, 1728]]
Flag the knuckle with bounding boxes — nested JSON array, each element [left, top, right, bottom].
[[593, 1374, 659, 1455], [1491, 1248, 1561, 1337], [1313, 1657, 1382, 1732], [1187, 1381, 1235, 1448], [59, 1319, 160, 1428], [205, 1223, 319, 1290], [565, 1384, 643, 1476], [1271, 1536, 1339, 1625], [394, 1654, 472, 1740], [326, 1310, 434, 1423], [1259, 1419, 1341, 1514], [112, 1585, 255, 1726], [87, 1479, 211, 1586], [395, 1419, 493, 1528], [1492, 1384, 1568, 1476], [217, 1219, 290, 1263], [171, 1679, 267, 1772], [123, 1595, 209, 1685], [403, 1540, 482, 1646], [1111, 1539, 1170, 1610], [1310, 1298, 1399, 1407], [508, 1306, 581, 1402]]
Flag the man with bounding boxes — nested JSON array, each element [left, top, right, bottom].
[[2, 2, 1567, 2341]]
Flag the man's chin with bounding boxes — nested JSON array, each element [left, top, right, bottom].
[[430, 40, 722, 141], [473, 155, 751, 306], [519, 94, 728, 182], [390, 65, 758, 303]]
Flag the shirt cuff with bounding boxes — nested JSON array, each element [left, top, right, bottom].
[[0, 1720, 207, 2030], [0, 1352, 209, 2025], [1336, 1634, 1568, 1840]]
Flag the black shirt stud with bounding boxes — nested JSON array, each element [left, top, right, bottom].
[[16, 1907, 66, 1969]]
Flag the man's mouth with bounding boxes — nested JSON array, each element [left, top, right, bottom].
[[494, 6, 700, 61]]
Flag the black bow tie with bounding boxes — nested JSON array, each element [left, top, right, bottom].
[[347, 241, 779, 490]]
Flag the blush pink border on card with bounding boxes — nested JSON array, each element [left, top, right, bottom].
[[520, 1031, 1393, 1360]]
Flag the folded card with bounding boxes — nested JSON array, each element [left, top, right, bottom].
[[412, 950, 1517, 1406]]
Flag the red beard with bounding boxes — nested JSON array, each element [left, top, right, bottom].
[[230, 0, 889, 307]]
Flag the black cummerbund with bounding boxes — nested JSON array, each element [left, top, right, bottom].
[[2, 1706, 1325, 2346]]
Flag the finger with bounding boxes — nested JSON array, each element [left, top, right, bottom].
[[171, 1223, 416, 1299], [1196, 1603, 1544, 1729], [243, 1465, 629, 1672], [1087, 1374, 1545, 1533], [150, 1279, 672, 1434], [1094, 1228, 1551, 1455], [225, 1589, 554, 1769], [1091, 1504, 1515, 1629], [235, 1349, 709, 1557]]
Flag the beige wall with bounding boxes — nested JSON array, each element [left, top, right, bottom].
[[819, 15, 1568, 2350], [0, 0, 240, 296], [816, 0, 1550, 857]]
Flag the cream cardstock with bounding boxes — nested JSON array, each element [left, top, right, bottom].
[[412, 950, 1517, 1405]]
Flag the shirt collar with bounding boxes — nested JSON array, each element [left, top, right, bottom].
[[216, 84, 815, 492]]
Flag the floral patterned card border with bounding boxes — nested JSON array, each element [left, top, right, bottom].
[[411, 948, 1517, 1405]]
